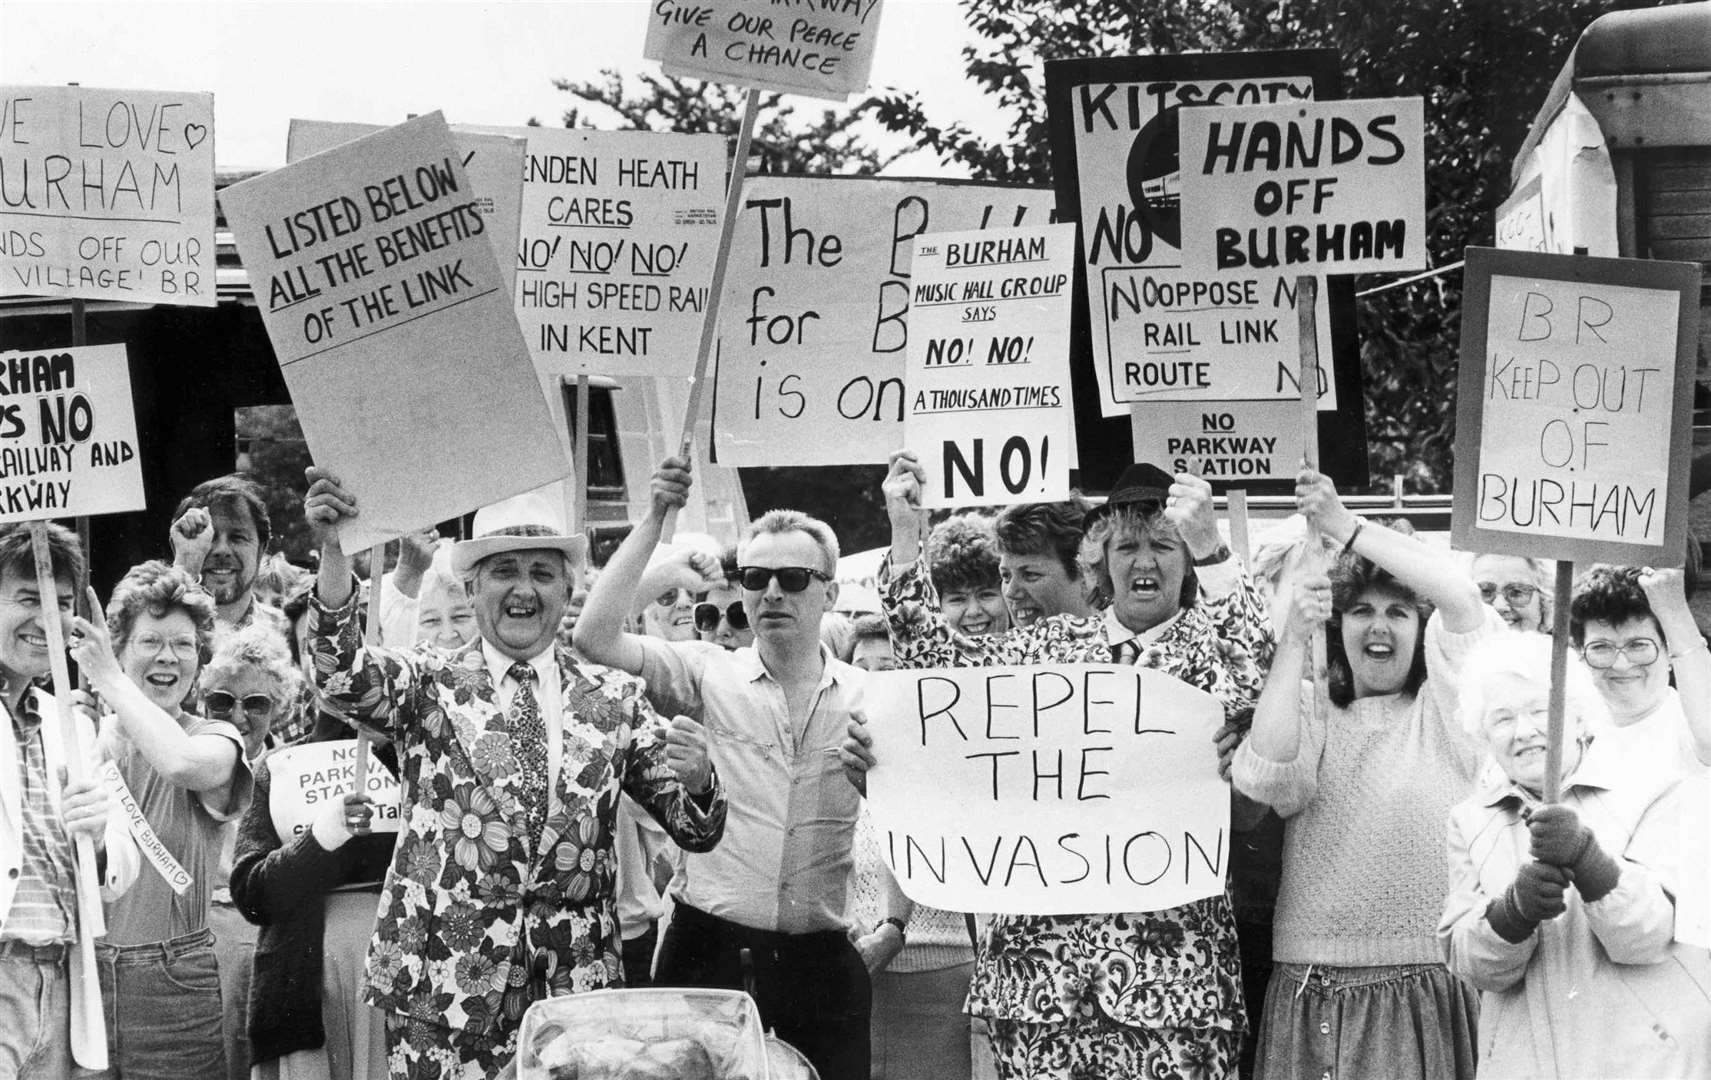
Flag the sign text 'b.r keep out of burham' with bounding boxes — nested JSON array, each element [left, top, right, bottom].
[[863, 664, 1229, 916]]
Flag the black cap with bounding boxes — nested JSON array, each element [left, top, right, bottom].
[[1083, 462, 1174, 530]]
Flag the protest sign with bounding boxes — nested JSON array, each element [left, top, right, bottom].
[[287, 119, 526, 298], [864, 664, 1229, 915], [220, 112, 569, 552], [643, 0, 886, 101], [1130, 399, 1308, 483], [905, 223, 1076, 507], [465, 125, 726, 380], [1178, 96, 1427, 277], [1, 85, 216, 306], [1043, 54, 1350, 417], [711, 176, 1056, 467], [0, 344, 143, 522], [1495, 176, 1547, 253], [265, 740, 403, 840], [1451, 247, 1701, 566]]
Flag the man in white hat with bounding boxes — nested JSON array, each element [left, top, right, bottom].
[[574, 458, 871, 1080], [302, 468, 727, 1079]]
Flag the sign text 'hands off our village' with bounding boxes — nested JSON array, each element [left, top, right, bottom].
[[1, 85, 215, 306], [864, 664, 1230, 916]]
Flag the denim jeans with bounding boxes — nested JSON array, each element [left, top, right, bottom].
[[87, 928, 227, 1080], [0, 941, 75, 1079]]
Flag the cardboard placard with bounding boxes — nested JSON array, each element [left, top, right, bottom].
[[465, 125, 727, 379], [1451, 247, 1701, 566], [1043, 54, 1345, 418], [265, 740, 403, 840], [1495, 176, 1547, 253], [0, 344, 143, 522], [905, 223, 1076, 508], [642, 0, 887, 101], [1129, 399, 1307, 483], [711, 176, 1057, 467], [1179, 96, 1427, 277], [286, 119, 527, 299], [220, 112, 569, 553], [0, 85, 216, 306], [864, 664, 1229, 915]]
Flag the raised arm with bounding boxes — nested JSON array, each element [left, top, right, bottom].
[[1232, 570, 1329, 817], [71, 595, 239, 799], [574, 457, 707, 675], [1297, 468, 1485, 633], [1642, 568, 1711, 765], [1168, 471, 1276, 681]]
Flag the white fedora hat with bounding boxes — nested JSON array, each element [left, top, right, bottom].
[[451, 487, 586, 577]]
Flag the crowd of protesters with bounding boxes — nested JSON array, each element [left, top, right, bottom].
[[1, 453, 1707, 1080]]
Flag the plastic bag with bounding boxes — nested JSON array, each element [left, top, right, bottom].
[[515, 987, 772, 1080]]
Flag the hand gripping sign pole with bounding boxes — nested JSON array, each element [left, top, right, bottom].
[[663, 89, 762, 541], [30, 522, 108, 1069]]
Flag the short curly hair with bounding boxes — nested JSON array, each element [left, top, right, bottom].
[[1569, 565, 1663, 649], [201, 621, 301, 704], [1325, 519, 1431, 708], [994, 496, 1092, 580], [927, 513, 1002, 596], [1078, 503, 1198, 611], [106, 561, 217, 666]]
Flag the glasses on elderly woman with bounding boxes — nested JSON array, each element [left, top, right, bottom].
[[1477, 582, 1538, 606], [694, 602, 748, 633], [203, 692, 276, 719], [129, 632, 200, 659], [1579, 638, 1660, 669]]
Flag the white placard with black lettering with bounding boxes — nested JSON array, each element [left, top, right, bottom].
[[267, 740, 403, 840]]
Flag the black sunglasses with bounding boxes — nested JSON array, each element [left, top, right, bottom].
[[204, 692, 276, 718], [736, 566, 830, 593], [694, 601, 749, 633]]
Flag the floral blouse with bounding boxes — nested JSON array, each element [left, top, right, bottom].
[[881, 553, 1273, 1032]]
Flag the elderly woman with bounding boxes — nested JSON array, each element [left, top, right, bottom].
[[230, 627, 395, 1080], [1467, 552, 1554, 633], [70, 561, 253, 1079], [927, 513, 1010, 639], [1233, 470, 1500, 1080], [1439, 631, 1711, 1078], [695, 547, 754, 651], [849, 454, 1273, 1079]]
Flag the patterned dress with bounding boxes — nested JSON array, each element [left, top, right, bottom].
[[881, 553, 1273, 1079], [309, 586, 727, 1078]]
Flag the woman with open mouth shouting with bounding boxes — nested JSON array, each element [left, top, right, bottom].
[[68, 562, 255, 1079], [1233, 468, 1502, 1080]]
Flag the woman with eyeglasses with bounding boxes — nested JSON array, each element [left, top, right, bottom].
[[1232, 471, 1501, 1080], [67, 561, 255, 1079], [1467, 553, 1553, 633], [696, 547, 754, 651], [1440, 632, 1711, 1079], [1568, 565, 1710, 771]]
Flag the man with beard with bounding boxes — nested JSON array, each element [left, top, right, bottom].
[[169, 475, 290, 644]]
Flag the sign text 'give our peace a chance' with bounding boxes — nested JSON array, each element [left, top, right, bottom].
[[864, 664, 1229, 916]]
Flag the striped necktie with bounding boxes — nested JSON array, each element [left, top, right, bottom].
[[1110, 639, 1139, 666], [507, 662, 549, 843]]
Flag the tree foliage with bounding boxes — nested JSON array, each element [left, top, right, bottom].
[[870, 0, 1681, 492], [549, 68, 903, 175]]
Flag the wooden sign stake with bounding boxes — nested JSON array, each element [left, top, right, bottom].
[[29, 521, 106, 1067], [664, 87, 762, 541], [1295, 275, 1329, 714], [352, 542, 386, 792], [574, 374, 591, 535], [1541, 563, 1575, 802], [1227, 489, 1252, 567]]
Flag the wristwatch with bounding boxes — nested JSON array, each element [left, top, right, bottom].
[[1191, 543, 1232, 567], [879, 916, 908, 944]]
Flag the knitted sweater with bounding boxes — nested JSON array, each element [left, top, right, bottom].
[[1232, 608, 1499, 967], [848, 806, 974, 973]]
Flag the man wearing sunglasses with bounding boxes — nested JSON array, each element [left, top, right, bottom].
[[301, 470, 728, 1079], [575, 457, 870, 1080]]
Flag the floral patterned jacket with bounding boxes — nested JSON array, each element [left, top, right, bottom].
[[881, 553, 1272, 1033], [310, 586, 726, 1036]]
